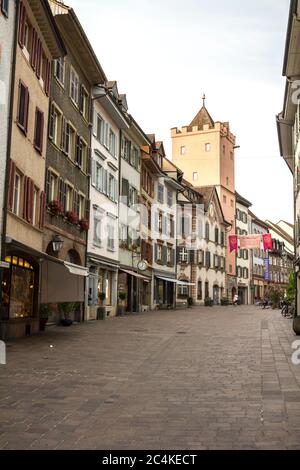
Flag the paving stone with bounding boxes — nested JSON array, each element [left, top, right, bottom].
[[0, 305, 300, 449]]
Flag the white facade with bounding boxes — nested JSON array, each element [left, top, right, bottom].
[[87, 89, 129, 319], [0, 1, 16, 257], [152, 175, 177, 309], [176, 187, 227, 306], [236, 197, 251, 304]]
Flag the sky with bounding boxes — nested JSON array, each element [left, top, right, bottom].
[[68, 0, 292, 223]]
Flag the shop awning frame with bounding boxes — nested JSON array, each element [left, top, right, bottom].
[[64, 261, 89, 277], [120, 268, 151, 282]]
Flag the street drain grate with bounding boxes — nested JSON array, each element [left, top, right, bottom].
[[176, 331, 187, 334]]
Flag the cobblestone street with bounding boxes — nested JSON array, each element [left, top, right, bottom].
[[1, 306, 300, 450]]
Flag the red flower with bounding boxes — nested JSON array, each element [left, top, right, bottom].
[[66, 211, 79, 225], [79, 219, 89, 231], [49, 200, 64, 215]]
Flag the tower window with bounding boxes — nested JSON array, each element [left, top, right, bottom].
[[193, 172, 198, 181], [205, 143, 211, 152], [180, 146, 186, 155]]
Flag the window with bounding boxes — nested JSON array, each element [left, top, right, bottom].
[[80, 86, 89, 120], [180, 146, 186, 155], [229, 264, 233, 273], [205, 282, 209, 299], [197, 281, 202, 300], [158, 184, 164, 203], [205, 251, 211, 268], [68, 124, 76, 160], [46, 170, 58, 203], [93, 207, 103, 246], [23, 20, 30, 55], [79, 195, 85, 220], [197, 250, 204, 264], [157, 244, 163, 262], [49, 103, 62, 147], [54, 57, 65, 85], [230, 199, 234, 208], [179, 247, 188, 263], [226, 177, 229, 186], [17, 81, 29, 134], [34, 108, 44, 153], [76, 138, 88, 172], [65, 184, 73, 212], [230, 152, 233, 160], [193, 172, 198, 181], [1, 0, 9, 17], [129, 186, 138, 206], [70, 67, 79, 106], [205, 143, 211, 152], [109, 129, 116, 157], [167, 247, 172, 264], [205, 222, 210, 240], [214, 255, 219, 269], [108, 174, 117, 202], [221, 231, 225, 246], [178, 285, 188, 298], [167, 190, 173, 207], [13, 172, 21, 216], [223, 195, 227, 204], [124, 137, 131, 161], [223, 145, 226, 154], [107, 224, 115, 251], [215, 227, 219, 244]]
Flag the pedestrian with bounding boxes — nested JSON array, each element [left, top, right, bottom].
[[233, 294, 238, 306]]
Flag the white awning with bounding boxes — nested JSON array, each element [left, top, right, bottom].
[[64, 261, 89, 277], [177, 280, 196, 286], [120, 268, 150, 282], [155, 276, 177, 283], [156, 276, 195, 286]]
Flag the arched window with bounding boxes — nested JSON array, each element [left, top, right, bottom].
[[205, 222, 210, 240]]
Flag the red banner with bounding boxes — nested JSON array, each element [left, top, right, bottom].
[[229, 235, 238, 252], [263, 233, 272, 251]]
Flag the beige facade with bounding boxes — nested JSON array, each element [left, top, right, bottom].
[[171, 100, 237, 299]]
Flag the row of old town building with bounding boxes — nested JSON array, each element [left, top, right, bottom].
[[0, 0, 294, 339]]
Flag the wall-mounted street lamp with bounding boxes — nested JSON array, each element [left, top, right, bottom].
[[52, 235, 64, 253]]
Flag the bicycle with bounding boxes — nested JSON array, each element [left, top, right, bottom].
[[281, 300, 295, 319]]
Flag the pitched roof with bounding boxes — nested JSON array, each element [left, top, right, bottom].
[[189, 105, 214, 130]]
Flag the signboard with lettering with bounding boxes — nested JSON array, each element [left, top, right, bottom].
[[264, 258, 270, 281]]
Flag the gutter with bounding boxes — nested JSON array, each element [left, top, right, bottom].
[[283, 0, 298, 77]]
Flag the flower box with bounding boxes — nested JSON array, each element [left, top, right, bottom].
[[66, 211, 79, 225], [48, 200, 64, 216]]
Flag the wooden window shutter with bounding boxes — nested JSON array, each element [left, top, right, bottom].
[[36, 40, 42, 79], [34, 108, 44, 154], [24, 87, 29, 134], [30, 29, 37, 70], [49, 103, 55, 140], [27, 179, 34, 224], [45, 169, 51, 203], [39, 191, 45, 228], [18, 2, 26, 48], [61, 116, 66, 151], [7, 160, 16, 211], [79, 85, 84, 114], [45, 60, 51, 96], [85, 199, 90, 227], [23, 175, 29, 220], [87, 148, 92, 176]]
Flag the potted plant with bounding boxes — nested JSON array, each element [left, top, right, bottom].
[[117, 291, 127, 316], [39, 304, 50, 331], [59, 302, 76, 326], [221, 297, 229, 306], [204, 297, 213, 307], [66, 211, 79, 225], [48, 200, 64, 216], [97, 292, 106, 320], [79, 219, 89, 231]]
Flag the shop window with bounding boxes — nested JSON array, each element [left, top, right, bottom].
[[3, 256, 35, 319]]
